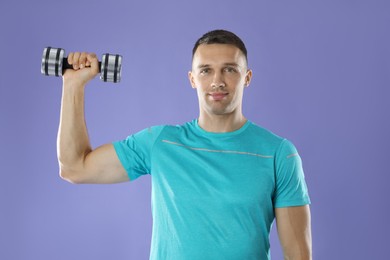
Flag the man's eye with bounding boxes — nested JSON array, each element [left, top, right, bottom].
[[224, 67, 237, 73], [200, 69, 210, 74]]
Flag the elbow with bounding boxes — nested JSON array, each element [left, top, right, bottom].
[[58, 157, 89, 184], [59, 167, 86, 184]]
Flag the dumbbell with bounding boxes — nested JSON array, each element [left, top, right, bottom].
[[41, 47, 122, 83]]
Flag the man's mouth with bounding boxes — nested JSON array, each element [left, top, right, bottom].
[[209, 92, 228, 101]]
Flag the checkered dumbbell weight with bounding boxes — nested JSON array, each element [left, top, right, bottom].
[[41, 47, 122, 83]]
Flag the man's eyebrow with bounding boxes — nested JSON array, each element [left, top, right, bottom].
[[197, 64, 210, 69], [196, 63, 241, 69], [223, 62, 241, 68]]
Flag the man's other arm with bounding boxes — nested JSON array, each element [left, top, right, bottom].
[[275, 205, 312, 260]]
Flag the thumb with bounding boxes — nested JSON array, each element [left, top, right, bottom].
[[87, 53, 99, 75]]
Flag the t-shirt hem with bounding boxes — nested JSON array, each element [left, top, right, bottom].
[[113, 141, 137, 181], [274, 198, 311, 208]]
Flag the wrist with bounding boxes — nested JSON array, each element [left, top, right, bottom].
[[62, 79, 87, 93]]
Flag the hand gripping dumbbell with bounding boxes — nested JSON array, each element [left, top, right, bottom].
[[41, 47, 122, 83]]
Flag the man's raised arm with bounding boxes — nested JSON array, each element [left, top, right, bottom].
[[57, 52, 128, 184]]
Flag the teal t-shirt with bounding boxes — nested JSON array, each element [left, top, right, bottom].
[[113, 120, 310, 260]]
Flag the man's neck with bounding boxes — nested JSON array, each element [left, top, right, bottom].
[[198, 113, 247, 133]]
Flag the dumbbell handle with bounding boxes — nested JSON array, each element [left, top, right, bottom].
[[58, 55, 121, 83], [63, 54, 121, 82], [61, 58, 102, 72]]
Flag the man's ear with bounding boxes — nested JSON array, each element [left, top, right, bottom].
[[244, 69, 253, 87], [188, 71, 196, 89]]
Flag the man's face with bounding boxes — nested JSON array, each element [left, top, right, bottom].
[[189, 44, 252, 116]]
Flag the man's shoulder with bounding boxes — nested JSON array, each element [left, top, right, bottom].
[[246, 121, 285, 142], [150, 120, 194, 131], [144, 120, 195, 137], [246, 121, 302, 157]]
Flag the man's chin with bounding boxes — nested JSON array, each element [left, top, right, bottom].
[[208, 107, 233, 116], [202, 101, 235, 116]]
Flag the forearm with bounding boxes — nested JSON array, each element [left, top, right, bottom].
[[276, 206, 312, 260], [283, 248, 312, 260], [57, 82, 91, 175], [282, 227, 312, 260]]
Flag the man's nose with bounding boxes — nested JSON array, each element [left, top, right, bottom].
[[211, 72, 226, 89]]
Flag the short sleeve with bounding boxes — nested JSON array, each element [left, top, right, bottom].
[[273, 139, 311, 208], [113, 126, 165, 181]]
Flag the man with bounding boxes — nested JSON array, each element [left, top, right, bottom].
[[58, 30, 312, 259]]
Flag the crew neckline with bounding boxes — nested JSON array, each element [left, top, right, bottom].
[[193, 119, 251, 137]]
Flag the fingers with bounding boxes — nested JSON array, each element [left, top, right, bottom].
[[68, 52, 80, 70], [67, 52, 98, 70], [67, 52, 74, 67], [79, 52, 87, 69]]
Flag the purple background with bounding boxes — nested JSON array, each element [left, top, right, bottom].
[[1, 0, 389, 259]]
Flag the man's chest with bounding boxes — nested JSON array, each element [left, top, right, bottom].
[[151, 138, 276, 205]]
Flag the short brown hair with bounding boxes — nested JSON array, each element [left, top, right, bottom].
[[192, 30, 248, 63]]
